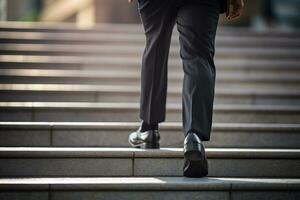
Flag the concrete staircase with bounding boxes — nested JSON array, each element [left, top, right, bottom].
[[0, 22, 300, 200]]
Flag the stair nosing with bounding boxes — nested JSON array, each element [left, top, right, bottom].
[[0, 177, 299, 191], [0, 147, 299, 158], [0, 122, 300, 132]]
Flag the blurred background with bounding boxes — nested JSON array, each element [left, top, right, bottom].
[[1, 0, 300, 30], [0, 0, 300, 188]]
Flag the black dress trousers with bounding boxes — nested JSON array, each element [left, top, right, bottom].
[[138, 0, 226, 141]]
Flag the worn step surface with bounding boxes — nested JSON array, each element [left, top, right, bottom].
[[0, 122, 300, 148], [1, 84, 299, 105], [1, 102, 300, 123], [0, 177, 300, 200], [0, 147, 299, 177]]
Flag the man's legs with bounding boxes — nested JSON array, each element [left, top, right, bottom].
[[176, 0, 220, 141], [138, 0, 177, 124]]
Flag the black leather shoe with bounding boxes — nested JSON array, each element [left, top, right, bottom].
[[128, 125, 160, 149], [183, 132, 208, 178]]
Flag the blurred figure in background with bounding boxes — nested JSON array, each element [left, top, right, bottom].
[[0, 0, 7, 21], [272, 0, 300, 30], [251, 0, 300, 31]]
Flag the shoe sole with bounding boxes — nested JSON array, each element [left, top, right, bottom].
[[140, 141, 160, 149], [128, 138, 160, 149], [183, 158, 208, 178], [183, 142, 203, 161]]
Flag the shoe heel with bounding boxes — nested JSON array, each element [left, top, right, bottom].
[[185, 141, 201, 152], [141, 141, 160, 149], [184, 142, 202, 160]]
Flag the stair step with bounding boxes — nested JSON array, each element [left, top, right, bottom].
[[1, 44, 299, 57], [1, 102, 299, 123], [1, 31, 300, 49], [1, 122, 299, 148], [0, 177, 299, 200], [1, 21, 300, 199], [1, 55, 299, 73], [1, 69, 299, 89], [1, 84, 299, 104], [0, 42, 296, 53], [0, 22, 146, 33], [0, 147, 299, 177], [1, 69, 298, 80], [1, 21, 300, 37]]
